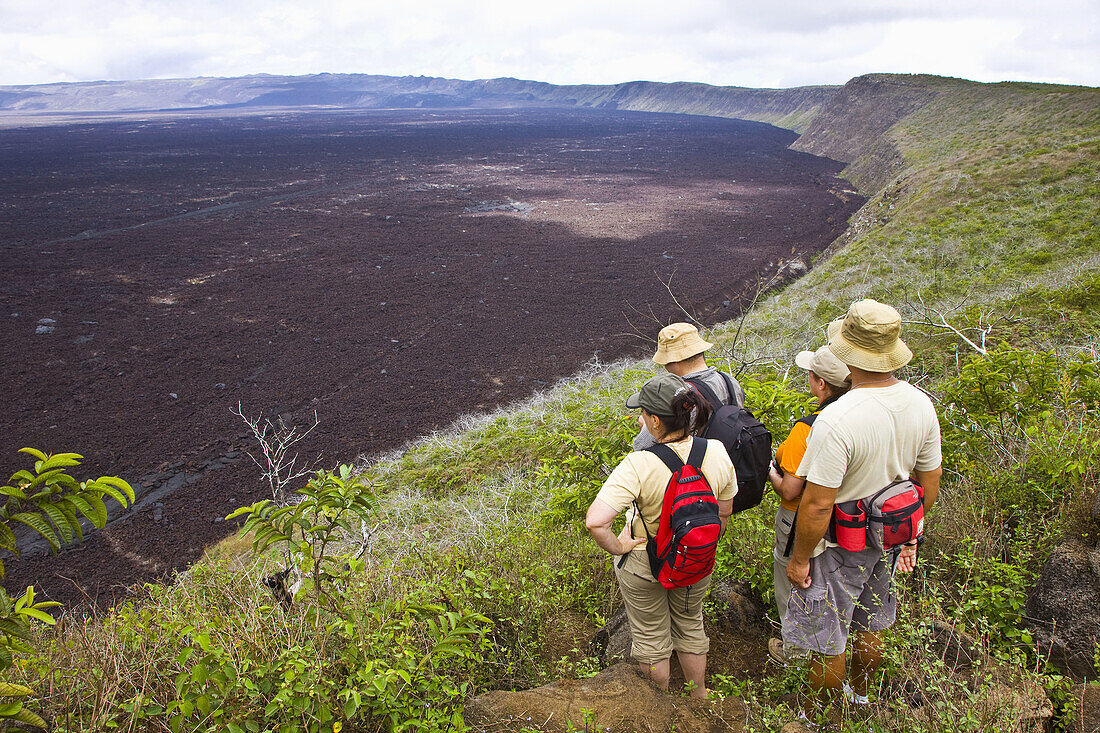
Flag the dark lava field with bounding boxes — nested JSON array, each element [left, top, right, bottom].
[[0, 107, 863, 605]]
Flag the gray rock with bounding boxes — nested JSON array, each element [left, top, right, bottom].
[[928, 619, 987, 672], [711, 578, 767, 636], [35, 325, 55, 334], [1024, 541, 1100, 678], [591, 610, 633, 666], [163, 473, 188, 492], [37, 318, 56, 325]]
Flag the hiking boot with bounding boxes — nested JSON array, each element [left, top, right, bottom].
[[768, 637, 811, 666]]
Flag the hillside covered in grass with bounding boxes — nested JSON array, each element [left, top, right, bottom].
[[6, 74, 1100, 732]]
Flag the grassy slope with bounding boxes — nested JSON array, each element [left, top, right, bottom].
[[16, 75, 1100, 732]]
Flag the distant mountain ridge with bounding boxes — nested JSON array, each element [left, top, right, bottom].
[[0, 72, 839, 133]]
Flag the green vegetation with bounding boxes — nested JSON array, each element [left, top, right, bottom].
[[0, 449, 134, 730], [3, 75, 1099, 731]]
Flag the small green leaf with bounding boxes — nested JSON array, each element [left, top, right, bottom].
[[10, 514, 58, 552], [12, 707, 47, 729], [93, 483, 130, 509], [16, 606, 57, 625], [0, 523, 17, 553], [96, 476, 135, 504], [0, 681, 34, 697], [38, 453, 83, 471], [17, 448, 48, 462], [39, 502, 73, 545]]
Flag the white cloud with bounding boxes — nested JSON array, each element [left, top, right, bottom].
[[0, 0, 1095, 87]]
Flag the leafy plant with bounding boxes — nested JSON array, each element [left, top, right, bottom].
[[0, 448, 134, 730], [535, 407, 633, 524], [228, 464, 379, 605]]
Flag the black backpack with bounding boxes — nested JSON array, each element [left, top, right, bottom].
[[685, 373, 772, 514]]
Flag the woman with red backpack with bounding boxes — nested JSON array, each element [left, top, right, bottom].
[[585, 372, 737, 698]]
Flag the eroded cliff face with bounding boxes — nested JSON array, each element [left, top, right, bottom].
[[790, 74, 940, 194]]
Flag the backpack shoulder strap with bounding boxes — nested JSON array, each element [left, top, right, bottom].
[[617, 498, 649, 569], [783, 511, 799, 558], [645, 442, 685, 474], [718, 371, 741, 406], [685, 436, 707, 471], [797, 395, 841, 428], [684, 375, 722, 410]]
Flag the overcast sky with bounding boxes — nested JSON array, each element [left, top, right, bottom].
[[1, 0, 1096, 89]]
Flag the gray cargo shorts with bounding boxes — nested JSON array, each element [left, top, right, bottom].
[[781, 545, 897, 656]]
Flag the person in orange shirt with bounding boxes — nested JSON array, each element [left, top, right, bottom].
[[767, 345, 850, 664]]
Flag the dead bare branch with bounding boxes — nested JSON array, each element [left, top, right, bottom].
[[905, 292, 1014, 356], [232, 403, 321, 503]]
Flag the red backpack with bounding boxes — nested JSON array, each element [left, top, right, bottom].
[[618, 439, 723, 588]]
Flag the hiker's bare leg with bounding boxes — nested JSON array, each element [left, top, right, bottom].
[[676, 651, 708, 698], [849, 631, 883, 697], [639, 658, 671, 689], [803, 652, 845, 717]]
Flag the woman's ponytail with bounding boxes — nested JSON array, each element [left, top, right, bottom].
[[661, 387, 711, 437]]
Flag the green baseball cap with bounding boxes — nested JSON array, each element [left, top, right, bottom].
[[625, 373, 691, 416]]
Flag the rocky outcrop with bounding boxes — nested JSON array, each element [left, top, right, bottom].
[[591, 610, 634, 667], [464, 662, 747, 733], [1024, 541, 1100, 679], [1066, 683, 1100, 733], [710, 579, 767, 637], [790, 74, 939, 195]]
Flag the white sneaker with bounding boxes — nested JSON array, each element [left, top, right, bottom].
[[843, 681, 869, 705], [796, 711, 825, 731]]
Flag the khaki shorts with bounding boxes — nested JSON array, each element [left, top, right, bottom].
[[614, 562, 711, 665], [781, 545, 897, 656]]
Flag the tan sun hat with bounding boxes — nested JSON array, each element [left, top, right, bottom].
[[826, 299, 913, 372], [653, 323, 713, 365], [794, 345, 850, 388]]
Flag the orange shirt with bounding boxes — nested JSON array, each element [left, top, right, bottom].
[[774, 420, 812, 511]]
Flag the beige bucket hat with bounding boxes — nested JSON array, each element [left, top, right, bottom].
[[826, 299, 913, 372], [794, 345, 850, 388], [653, 323, 713, 365]]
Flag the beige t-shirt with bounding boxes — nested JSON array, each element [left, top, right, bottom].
[[797, 381, 942, 554], [595, 436, 738, 578]]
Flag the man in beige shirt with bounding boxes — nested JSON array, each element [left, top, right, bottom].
[[785, 300, 942, 725], [632, 322, 745, 451]]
